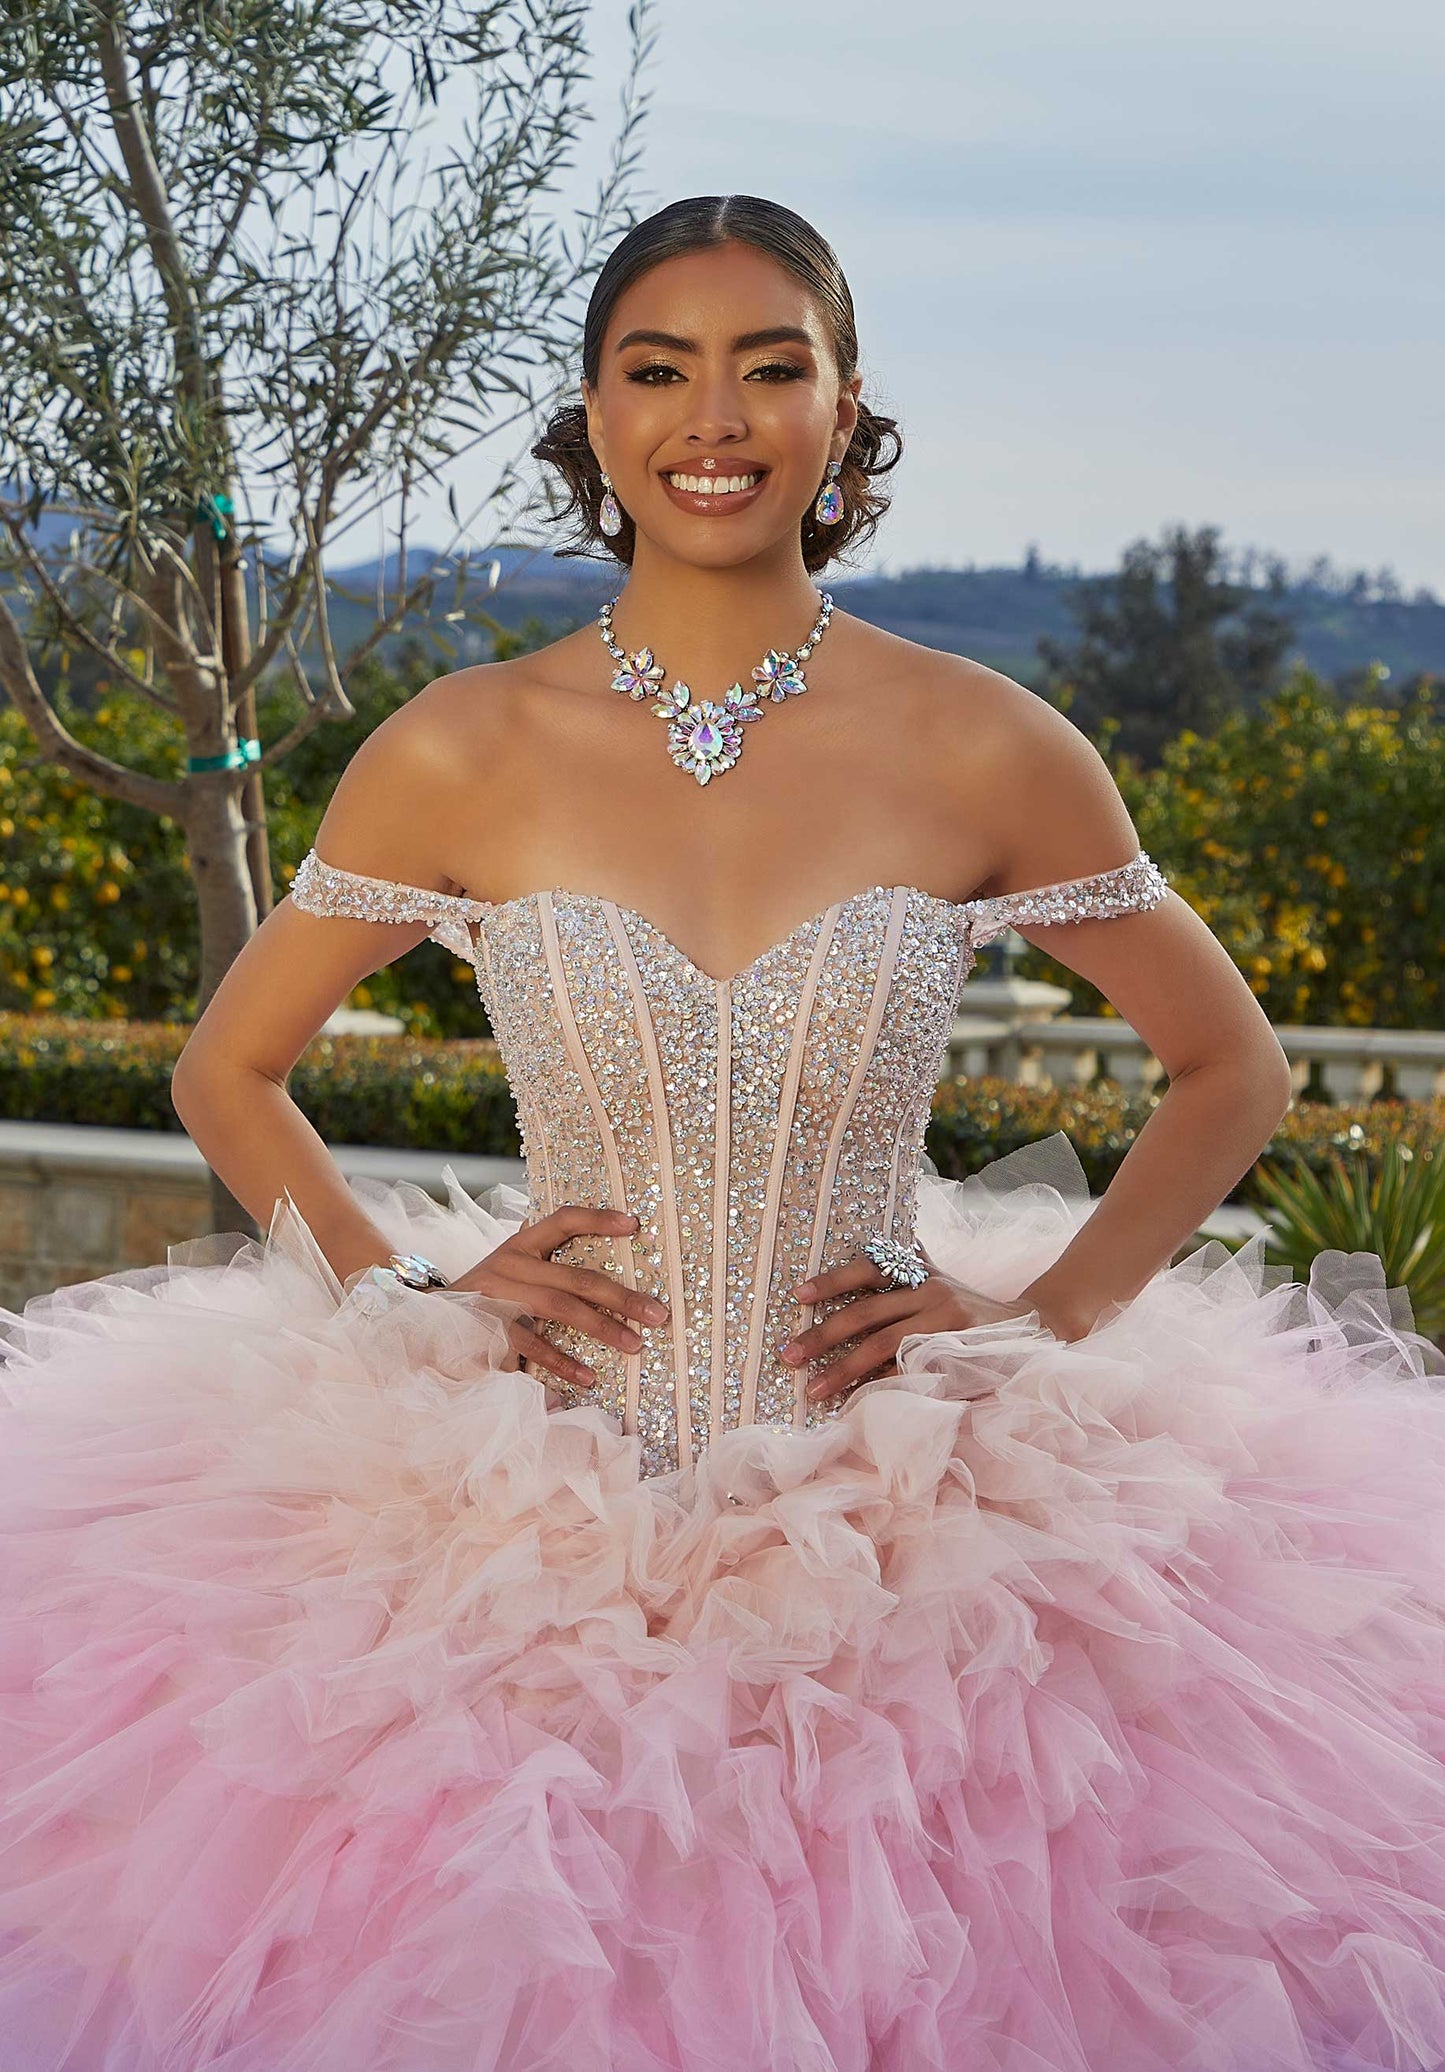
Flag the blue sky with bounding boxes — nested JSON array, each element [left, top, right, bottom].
[[450, 1, 1445, 591]]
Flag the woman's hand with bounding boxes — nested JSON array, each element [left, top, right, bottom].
[[448, 1205, 668, 1391], [779, 1247, 1048, 1403]]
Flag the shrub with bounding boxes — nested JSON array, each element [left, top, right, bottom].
[[1242, 1136, 1445, 1341], [1016, 667, 1443, 1029], [0, 1014, 517, 1154], [0, 698, 194, 1020], [0, 638, 553, 1040]]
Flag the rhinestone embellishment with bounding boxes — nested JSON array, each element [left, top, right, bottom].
[[288, 847, 1171, 1477], [598, 590, 833, 786], [653, 682, 764, 783], [861, 1235, 931, 1289]]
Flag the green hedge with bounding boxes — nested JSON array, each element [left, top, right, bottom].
[[927, 1074, 1444, 1208], [2, 1015, 1441, 1208], [0, 1014, 519, 1157]]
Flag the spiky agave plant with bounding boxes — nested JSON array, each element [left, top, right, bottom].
[[1243, 1137, 1445, 1345]]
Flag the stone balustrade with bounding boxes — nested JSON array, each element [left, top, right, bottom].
[[950, 1008, 1445, 1101], [949, 966, 1445, 1100]]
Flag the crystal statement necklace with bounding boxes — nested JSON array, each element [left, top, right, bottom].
[[597, 588, 834, 785]]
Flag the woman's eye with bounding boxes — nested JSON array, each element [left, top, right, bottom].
[[624, 360, 807, 385]]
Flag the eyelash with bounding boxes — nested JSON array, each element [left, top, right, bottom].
[[626, 360, 806, 385]]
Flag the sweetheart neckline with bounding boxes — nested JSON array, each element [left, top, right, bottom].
[[474, 883, 968, 989], [293, 846, 1164, 990]]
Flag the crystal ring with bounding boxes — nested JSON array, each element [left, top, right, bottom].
[[861, 1235, 931, 1290]]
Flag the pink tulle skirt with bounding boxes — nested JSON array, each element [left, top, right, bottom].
[[1, 1133, 1444, 2072]]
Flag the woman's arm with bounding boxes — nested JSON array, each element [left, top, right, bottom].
[[971, 692, 1295, 1339], [172, 691, 478, 1281]]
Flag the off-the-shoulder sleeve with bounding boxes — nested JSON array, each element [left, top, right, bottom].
[[289, 850, 488, 963], [963, 851, 1169, 949]]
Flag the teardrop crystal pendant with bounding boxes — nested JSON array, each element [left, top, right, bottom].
[[814, 459, 843, 527], [599, 474, 623, 538], [596, 589, 833, 786]]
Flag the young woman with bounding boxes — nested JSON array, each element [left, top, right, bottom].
[[1, 195, 1443, 2072]]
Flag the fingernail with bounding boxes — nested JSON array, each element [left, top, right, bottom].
[[644, 1300, 668, 1322], [793, 1281, 815, 1298], [777, 1341, 801, 1364], [621, 1328, 642, 1350]]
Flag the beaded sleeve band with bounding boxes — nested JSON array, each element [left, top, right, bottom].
[[290, 851, 487, 963], [965, 852, 1169, 949]]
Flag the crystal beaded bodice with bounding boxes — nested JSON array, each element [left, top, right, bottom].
[[293, 850, 1169, 1477]]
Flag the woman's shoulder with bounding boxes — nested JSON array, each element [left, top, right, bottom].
[[836, 615, 1141, 890], [349, 640, 585, 789], [306, 653, 560, 888], [838, 613, 1096, 773]]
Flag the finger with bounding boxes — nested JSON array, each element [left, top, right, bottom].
[[791, 1257, 893, 1303], [452, 1249, 662, 1352], [806, 1322, 914, 1401], [795, 1237, 941, 1305], [517, 1284, 651, 1357], [780, 1287, 924, 1366], [518, 1204, 641, 1251], [486, 1254, 651, 1348], [540, 1260, 669, 1328], [511, 1323, 598, 1389]]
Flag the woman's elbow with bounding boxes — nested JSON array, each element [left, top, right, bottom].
[[171, 1027, 246, 1137], [1257, 1030, 1297, 1118], [170, 1032, 215, 1136]]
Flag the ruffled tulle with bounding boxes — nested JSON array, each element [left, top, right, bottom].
[[1, 1132, 1444, 2072]]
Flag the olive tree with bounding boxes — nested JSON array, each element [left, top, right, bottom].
[[0, 0, 651, 1020]]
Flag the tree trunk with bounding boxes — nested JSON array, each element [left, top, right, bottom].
[[218, 536, 272, 920], [184, 777, 260, 1238]]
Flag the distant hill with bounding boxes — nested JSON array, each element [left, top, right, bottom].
[[318, 545, 1445, 694]]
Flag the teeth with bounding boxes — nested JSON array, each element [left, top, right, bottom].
[[666, 472, 760, 495]]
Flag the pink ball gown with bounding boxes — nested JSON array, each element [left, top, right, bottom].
[[1, 846, 1444, 2072]]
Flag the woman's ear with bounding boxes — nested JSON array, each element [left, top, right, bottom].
[[836, 371, 863, 445], [581, 386, 606, 476]]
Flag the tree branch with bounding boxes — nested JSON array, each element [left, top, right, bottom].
[[0, 591, 180, 813], [94, 5, 205, 390], [0, 506, 181, 714], [196, 80, 276, 292]]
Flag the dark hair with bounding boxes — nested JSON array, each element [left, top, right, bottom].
[[530, 195, 903, 574]]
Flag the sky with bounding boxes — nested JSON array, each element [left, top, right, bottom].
[[419, 0, 1445, 592]]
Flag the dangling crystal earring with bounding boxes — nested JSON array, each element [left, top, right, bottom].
[[813, 458, 844, 526], [598, 471, 624, 538]]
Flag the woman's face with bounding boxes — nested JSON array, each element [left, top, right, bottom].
[[582, 239, 862, 572]]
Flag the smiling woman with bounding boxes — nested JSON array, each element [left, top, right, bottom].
[[530, 194, 901, 572], [3, 193, 1445, 2072]]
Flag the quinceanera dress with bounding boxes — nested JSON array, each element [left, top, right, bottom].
[[2, 845, 1445, 2072]]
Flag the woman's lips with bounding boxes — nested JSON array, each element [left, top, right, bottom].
[[658, 470, 769, 516]]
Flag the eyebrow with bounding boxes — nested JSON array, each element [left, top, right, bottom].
[[612, 325, 816, 355]]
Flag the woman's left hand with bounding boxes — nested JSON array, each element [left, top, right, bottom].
[[781, 1247, 1054, 1403]]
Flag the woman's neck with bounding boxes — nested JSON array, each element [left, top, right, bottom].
[[604, 541, 832, 687]]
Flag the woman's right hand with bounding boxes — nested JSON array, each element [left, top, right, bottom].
[[448, 1205, 669, 1390]]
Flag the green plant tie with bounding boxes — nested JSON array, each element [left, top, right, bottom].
[[195, 490, 235, 542], [187, 739, 260, 773]]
